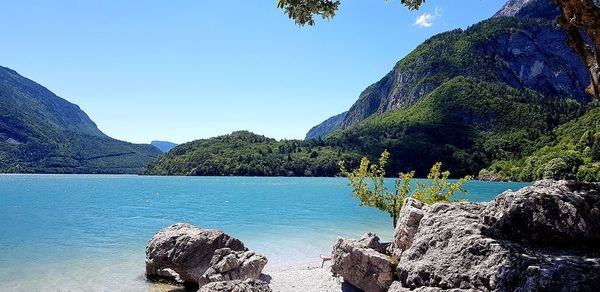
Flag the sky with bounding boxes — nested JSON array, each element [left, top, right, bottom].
[[0, 0, 505, 144]]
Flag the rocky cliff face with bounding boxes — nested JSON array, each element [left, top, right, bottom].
[[493, 0, 560, 19], [305, 0, 590, 139], [305, 111, 347, 140]]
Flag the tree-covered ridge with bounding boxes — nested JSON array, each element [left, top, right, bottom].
[[326, 76, 585, 178], [145, 131, 362, 176], [0, 66, 161, 174], [481, 105, 600, 182]]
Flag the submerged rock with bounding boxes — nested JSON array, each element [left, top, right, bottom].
[[331, 233, 395, 292], [393, 180, 600, 291], [145, 223, 267, 288]]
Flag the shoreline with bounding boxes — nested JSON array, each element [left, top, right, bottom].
[[147, 261, 342, 292], [262, 261, 342, 292]]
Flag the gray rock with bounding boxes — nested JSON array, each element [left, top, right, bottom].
[[393, 198, 425, 253], [199, 248, 268, 286], [331, 233, 395, 292], [493, 0, 560, 19], [393, 180, 600, 291], [305, 111, 347, 140], [481, 180, 600, 245], [198, 278, 272, 292], [388, 281, 475, 291], [145, 223, 258, 286]]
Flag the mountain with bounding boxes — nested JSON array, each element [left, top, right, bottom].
[[305, 111, 347, 140], [308, 0, 589, 139], [145, 131, 361, 176], [493, 0, 560, 19], [300, 0, 597, 178], [0, 66, 162, 173], [151, 140, 178, 153]]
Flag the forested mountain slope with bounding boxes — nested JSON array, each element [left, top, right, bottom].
[[309, 0, 589, 136], [145, 131, 361, 176], [0, 66, 161, 173]]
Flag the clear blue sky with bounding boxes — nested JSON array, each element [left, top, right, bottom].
[[0, 0, 504, 144]]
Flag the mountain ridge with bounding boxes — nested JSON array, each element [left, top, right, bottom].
[[0, 65, 161, 173], [306, 0, 589, 139]]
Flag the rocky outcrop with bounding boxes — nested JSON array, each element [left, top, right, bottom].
[[493, 0, 560, 19], [333, 181, 600, 291], [331, 233, 395, 292], [481, 180, 600, 246], [305, 111, 347, 140], [199, 248, 268, 286], [145, 223, 267, 288], [199, 279, 272, 292], [393, 180, 600, 291]]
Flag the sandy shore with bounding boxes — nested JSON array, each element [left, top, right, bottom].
[[262, 261, 344, 292], [148, 261, 347, 292]]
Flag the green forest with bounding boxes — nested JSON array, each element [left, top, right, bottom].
[[146, 77, 596, 180], [145, 131, 362, 176]]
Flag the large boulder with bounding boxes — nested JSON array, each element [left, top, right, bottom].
[[331, 233, 395, 292], [145, 223, 267, 287], [199, 279, 272, 292], [392, 180, 600, 291], [481, 180, 600, 246]]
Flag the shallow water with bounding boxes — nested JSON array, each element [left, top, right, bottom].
[[0, 175, 529, 291]]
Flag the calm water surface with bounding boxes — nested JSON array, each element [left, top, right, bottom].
[[0, 175, 529, 291]]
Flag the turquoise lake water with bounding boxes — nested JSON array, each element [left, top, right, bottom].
[[0, 175, 530, 291]]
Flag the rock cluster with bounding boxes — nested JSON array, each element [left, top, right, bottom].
[[331, 233, 395, 292], [331, 180, 600, 291], [145, 223, 267, 290], [199, 248, 268, 286]]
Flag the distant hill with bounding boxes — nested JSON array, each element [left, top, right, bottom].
[[0, 65, 161, 173], [145, 131, 361, 176], [151, 141, 178, 153]]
